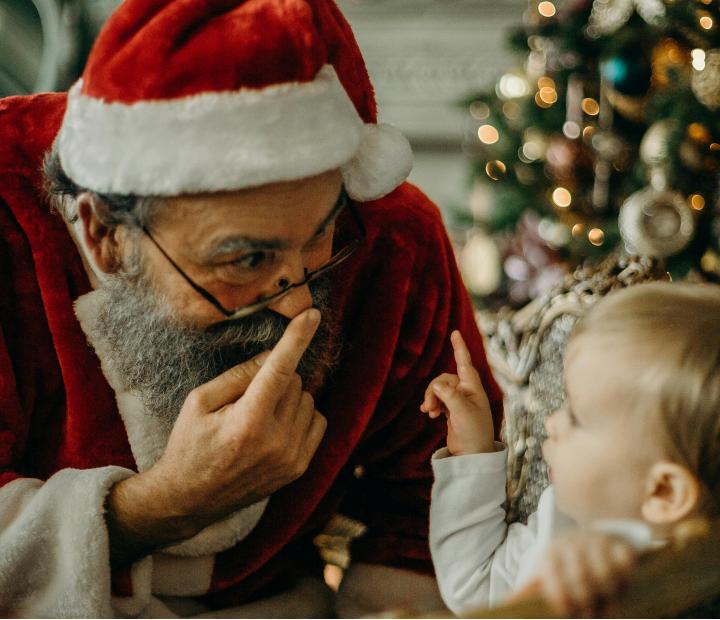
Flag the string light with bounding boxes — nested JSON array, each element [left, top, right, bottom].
[[581, 98, 600, 116], [503, 101, 521, 120], [552, 187, 572, 208], [699, 12, 714, 30], [537, 76, 556, 89], [535, 92, 552, 108], [588, 228, 605, 246], [498, 73, 531, 99], [692, 49, 706, 71], [688, 122, 711, 142], [538, 1, 556, 17], [563, 121, 581, 139], [537, 87, 558, 107], [469, 101, 490, 120], [701, 250, 720, 273], [485, 160, 507, 181], [571, 223, 585, 237], [478, 124, 500, 144], [521, 141, 542, 161], [710, 142, 720, 151], [515, 163, 535, 185], [582, 125, 595, 140], [690, 194, 706, 211]]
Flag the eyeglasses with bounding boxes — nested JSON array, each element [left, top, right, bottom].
[[142, 189, 365, 323]]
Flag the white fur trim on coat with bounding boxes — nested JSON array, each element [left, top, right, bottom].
[[58, 65, 412, 200], [0, 467, 138, 617], [74, 290, 269, 600]]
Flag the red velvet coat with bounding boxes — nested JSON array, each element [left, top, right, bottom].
[[0, 92, 503, 608]]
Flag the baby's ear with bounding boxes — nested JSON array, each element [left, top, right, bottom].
[[641, 461, 701, 525]]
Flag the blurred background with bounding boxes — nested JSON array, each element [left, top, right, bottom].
[[3, 0, 719, 308]]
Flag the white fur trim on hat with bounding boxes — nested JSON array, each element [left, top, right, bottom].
[[58, 65, 411, 199], [342, 123, 413, 201]]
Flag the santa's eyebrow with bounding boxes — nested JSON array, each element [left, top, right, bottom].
[[203, 189, 346, 260], [314, 189, 347, 232], [206, 235, 289, 257]]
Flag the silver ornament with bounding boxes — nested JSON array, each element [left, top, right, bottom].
[[589, 0, 665, 36], [639, 119, 673, 167], [619, 187, 695, 258], [589, 0, 633, 35], [692, 49, 720, 110], [634, 0, 666, 26]]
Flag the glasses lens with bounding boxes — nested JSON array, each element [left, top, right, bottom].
[[218, 201, 364, 321]]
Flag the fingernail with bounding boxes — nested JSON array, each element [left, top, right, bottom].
[[255, 351, 271, 366]]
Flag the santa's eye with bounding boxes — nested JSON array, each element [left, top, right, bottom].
[[234, 251, 269, 269]]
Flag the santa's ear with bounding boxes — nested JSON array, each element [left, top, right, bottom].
[[77, 192, 122, 274], [641, 461, 701, 525]]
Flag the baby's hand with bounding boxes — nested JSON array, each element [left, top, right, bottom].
[[517, 530, 637, 617], [420, 331, 495, 455]]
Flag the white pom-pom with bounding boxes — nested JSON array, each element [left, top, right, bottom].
[[341, 122, 413, 201]]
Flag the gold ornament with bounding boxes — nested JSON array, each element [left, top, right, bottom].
[[618, 187, 696, 258], [651, 38, 691, 88], [692, 49, 720, 109], [603, 84, 647, 122]]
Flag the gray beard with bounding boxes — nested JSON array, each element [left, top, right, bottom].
[[88, 268, 340, 423]]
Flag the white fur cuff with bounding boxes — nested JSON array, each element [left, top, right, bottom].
[[0, 467, 138, 617]]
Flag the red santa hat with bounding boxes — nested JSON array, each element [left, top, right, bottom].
[[57, 0, 412, 202]]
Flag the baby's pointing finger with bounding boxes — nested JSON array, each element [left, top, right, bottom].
[[450, 331, 482, 387]]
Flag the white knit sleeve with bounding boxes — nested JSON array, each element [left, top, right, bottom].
[[430, 445, 550, 615]]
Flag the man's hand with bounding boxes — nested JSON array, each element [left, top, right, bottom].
[[420, 331, 495, 455], [511, 530, 638, 617], [106, 308, 328, 565]]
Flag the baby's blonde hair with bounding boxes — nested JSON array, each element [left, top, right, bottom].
[[570, 281, 720, 514]]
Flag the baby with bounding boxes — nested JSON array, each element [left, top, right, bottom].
[[422, 282, 720, 616]]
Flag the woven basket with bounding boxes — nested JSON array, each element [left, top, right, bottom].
[[479, 254, 668, 523]]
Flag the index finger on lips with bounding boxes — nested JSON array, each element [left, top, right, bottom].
[[243, 308, 320, 411], [190, 350, 268, 412]]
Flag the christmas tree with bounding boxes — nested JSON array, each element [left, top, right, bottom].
[[457, 0, 720, 308]]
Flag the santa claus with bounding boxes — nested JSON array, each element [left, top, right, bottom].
[[0, 0, 502, 616]]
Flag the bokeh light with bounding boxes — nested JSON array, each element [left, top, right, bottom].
[[478, 124, 500, 144], [552, 187, 572, 208]]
